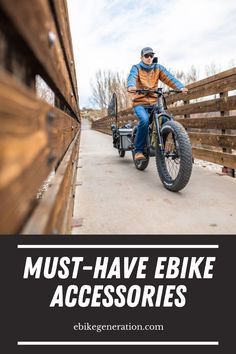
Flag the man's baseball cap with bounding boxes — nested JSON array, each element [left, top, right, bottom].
[[141, 47, 155, 56]]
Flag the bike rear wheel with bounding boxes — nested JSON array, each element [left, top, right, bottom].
[[118, 149, 125, 157], [155, 120, 192, 191]]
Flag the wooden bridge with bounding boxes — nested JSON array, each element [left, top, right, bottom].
[[0, 0, 236, 235]]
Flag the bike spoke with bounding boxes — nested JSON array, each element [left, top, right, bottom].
[[164, 132, 180, 179], [165, 157, 179, 179]]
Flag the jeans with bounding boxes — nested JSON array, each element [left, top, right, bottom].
[[133, 105, 154, 153]]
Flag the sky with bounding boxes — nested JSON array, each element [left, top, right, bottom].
[[67, 0, 236, 108]]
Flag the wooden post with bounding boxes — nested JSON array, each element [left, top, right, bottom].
[[184, 99, 194, 163], [184, 100, 190, 120], [220, 91, 235, 177]]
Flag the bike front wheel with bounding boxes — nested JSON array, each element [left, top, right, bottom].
[[156, 120, 192, 192]]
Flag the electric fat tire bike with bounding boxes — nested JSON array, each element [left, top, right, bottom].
[[111, 88, 193, 192]]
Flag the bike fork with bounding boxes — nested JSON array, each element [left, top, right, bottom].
[[154, 115, 165, 152]]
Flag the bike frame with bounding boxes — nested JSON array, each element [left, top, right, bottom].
[[135, 88, 180, 154]]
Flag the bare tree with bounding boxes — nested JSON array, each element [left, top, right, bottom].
[[185, 65, 198, 84], [205, 62, 222, 77], [90, 70, 132, 111], [170, 65, 199, 86], [173, 69, 186, 82]]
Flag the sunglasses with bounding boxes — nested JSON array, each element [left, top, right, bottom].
[[144, 54, 154, 58]]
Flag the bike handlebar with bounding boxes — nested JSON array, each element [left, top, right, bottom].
[[135, 88, 183, 95]]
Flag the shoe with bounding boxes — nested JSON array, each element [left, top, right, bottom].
[[135, 152, 146, 160]]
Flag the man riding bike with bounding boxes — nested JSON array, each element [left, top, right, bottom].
[[127, 47, 188, 161]]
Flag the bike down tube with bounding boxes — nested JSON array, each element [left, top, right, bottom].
[[154, 113, 164, 151]]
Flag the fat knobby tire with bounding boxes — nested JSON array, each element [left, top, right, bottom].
[[118, 150, 125, 157], [156, 120, 192, 192]]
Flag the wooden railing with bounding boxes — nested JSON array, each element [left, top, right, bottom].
[[92, 67, 236, 175], [0, 0, 80, 234]]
